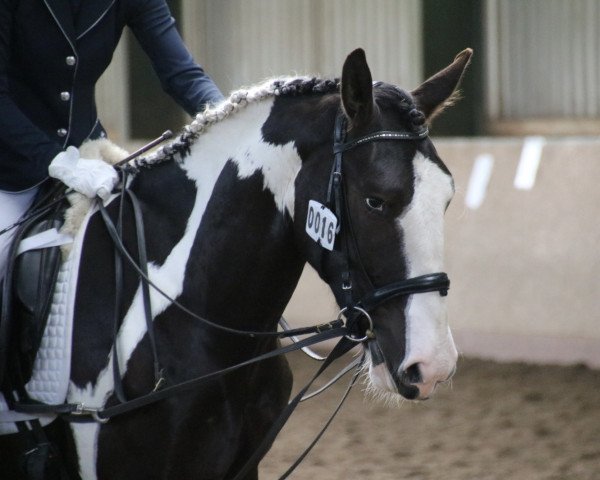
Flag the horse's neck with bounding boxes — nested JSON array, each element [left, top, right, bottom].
[[160, 99, 306, 327], [180, 99, 300, 219]]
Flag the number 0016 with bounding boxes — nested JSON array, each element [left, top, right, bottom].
[[305, 200, 337, 250]]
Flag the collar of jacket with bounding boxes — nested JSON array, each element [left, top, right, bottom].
[[42, 0, 116, 46]]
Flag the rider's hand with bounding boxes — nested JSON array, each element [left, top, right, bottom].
[[49, 146, 118, 201]]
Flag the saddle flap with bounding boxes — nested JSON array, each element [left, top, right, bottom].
[[15, 219, 65, 355], [1, 186, 68, 392]]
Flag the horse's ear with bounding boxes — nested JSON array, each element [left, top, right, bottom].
[[341, 48, 374, 128], [411, 48, 473, 121]]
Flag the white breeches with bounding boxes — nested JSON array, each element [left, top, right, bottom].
[[0, 187, 39, 281]]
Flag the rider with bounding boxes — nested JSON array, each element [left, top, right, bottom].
[[0, 0, 224, 281]]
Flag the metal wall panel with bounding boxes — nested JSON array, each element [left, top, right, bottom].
[[96, 37, 130, 142], [183, 0, 423, 95], [486, 0, 600, 120], [317, 0, 422, 88]]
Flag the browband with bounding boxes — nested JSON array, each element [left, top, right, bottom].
[[333, 127, 429, 154]]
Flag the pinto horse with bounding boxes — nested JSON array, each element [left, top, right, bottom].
[[1, 48, 471, 479]]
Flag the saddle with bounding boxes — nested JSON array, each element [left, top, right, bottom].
[[0, 181, 69, 394], [0, 138, 132, 396]]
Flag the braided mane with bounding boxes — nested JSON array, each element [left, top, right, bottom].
[[125, 77, 340, 172]]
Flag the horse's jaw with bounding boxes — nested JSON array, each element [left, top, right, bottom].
[[361, 351, 406, 406]]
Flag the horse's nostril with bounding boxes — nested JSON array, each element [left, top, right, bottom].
[[404, 363, 422, 384], [392, 365, 422, 399], [402, 363, 423, 385]]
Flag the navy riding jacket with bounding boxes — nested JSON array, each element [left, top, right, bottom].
[[0, 0, 224, 191]]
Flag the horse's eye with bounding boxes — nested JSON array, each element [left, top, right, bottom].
[[365, 197, 384, 212]]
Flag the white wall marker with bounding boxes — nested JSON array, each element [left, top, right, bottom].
[[514, 136, 546, 190], [465, 153, 494, 210]]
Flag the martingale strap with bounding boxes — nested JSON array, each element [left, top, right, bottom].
[[278, 354, 363, 479], [231, 336, 358, 480]]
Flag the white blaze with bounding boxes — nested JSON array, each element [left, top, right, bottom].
[[397, 152, 457, 398]]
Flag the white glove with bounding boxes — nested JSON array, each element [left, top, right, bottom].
[[49, 146, 118, 201]]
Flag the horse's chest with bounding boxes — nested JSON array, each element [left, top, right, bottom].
[[86, 360, 291, 479]]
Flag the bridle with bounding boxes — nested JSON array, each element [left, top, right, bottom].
[[322, 109, 450, 342], [9, 105, 452, 480]]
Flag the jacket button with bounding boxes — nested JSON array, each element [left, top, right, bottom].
[[65, 56, 76, 66], [57, 128, 68, 137], [60, 92, 71, 101]]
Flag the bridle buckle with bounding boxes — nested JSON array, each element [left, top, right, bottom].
[[337, 306, 375, 343]]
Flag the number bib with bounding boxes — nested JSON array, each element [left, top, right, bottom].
[[305, 200, 337, 251]]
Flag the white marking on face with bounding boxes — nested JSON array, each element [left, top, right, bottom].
[[68, 98, 302, 476], [397, 152, 457, 398]]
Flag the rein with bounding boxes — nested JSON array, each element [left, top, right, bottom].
[[11, 178, 352, 418]]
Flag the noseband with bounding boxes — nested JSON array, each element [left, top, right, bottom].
[[325, 109, 450, 340]]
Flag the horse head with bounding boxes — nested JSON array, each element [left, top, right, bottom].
[[295, 48, 472, 401]]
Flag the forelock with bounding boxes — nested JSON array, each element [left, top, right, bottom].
[[373, 82, 427, 133]]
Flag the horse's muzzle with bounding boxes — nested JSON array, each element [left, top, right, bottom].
[[394, 363, 457, 400]]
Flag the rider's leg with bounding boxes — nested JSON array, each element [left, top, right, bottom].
[[0, 187, 39, 282]]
